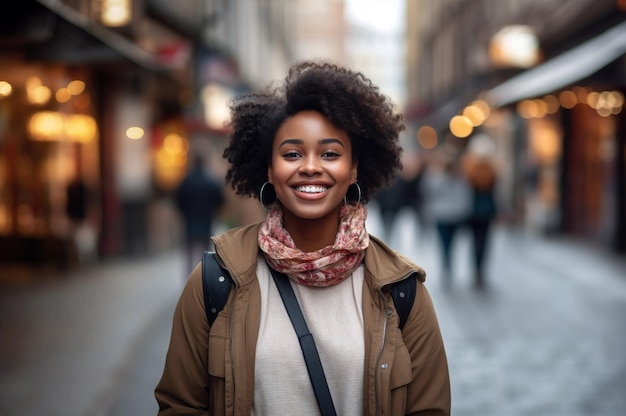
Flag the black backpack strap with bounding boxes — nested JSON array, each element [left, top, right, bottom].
[[202, 251, 232, 326], [270, 268, 337, 416], [390, 273, 418, 331]]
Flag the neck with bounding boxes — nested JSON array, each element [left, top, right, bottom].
[[282, 209, 341, 253]]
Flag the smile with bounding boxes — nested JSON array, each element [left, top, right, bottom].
[[294, 185, 328, 193]]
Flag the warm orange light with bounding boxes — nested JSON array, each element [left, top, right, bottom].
[[28, 111, 64, 141], [67, 80, 86, 95], [29, 112, 97, 142], [56, 88, 72, 103], [28, 85, 52, 105], [417, 125, 438, 149], [0, 81, 12, 98], [559, 91, 577, 109], [449, 115, 473, 138], [533, 99, 548, 118], [163, 133, 186, 153], [462, 105, 485, 126], [517, 100, 538, 119], [543, 95, 560, 114], [0, 203, 10, 235], [65, 114, 97, 143]]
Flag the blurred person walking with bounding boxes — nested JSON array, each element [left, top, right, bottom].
[[65, 158, 99, 267], [374, 174, 409, 242], [156, 60, 450, 415], [175, 153, 225, 276], [421, 151, 472, 288], [374, 150, 425, 243], [462, 134, 499, 290]]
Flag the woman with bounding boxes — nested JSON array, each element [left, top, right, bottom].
[[462, 134, 499, 289], [155, 61, 450, 415], [420, 151, 472, 288]]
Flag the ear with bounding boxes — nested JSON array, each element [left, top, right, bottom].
[[267, 166, 274, 184], [350, 160, 358, 184]]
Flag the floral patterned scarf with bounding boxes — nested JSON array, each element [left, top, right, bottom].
[[258, 203, 369, 287]]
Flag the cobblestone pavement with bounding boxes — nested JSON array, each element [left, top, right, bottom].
[[0, 205, 625, 416]]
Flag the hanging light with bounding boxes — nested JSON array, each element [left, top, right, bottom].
[[101, 0, 132, 27]]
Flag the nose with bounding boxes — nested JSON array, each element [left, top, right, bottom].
[[299, 154, 323, 175]]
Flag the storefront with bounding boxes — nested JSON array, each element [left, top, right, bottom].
[[0, 61, 102, 268], [484, 21, 626, 253], [0, 0, 196, 269]]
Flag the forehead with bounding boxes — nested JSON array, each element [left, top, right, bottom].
[[275, 110, 350, 144]]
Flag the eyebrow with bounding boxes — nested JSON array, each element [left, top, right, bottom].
[[278, 138, 345, 148]]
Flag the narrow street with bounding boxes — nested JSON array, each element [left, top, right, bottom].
[[1, 205, 625, 416]]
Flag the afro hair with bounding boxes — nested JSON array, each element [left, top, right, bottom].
[[222, 60, 405, 203]]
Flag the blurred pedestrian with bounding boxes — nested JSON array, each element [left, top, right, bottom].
[[404, 151, 426, 235], [421, 151, 472, 288], [65, 160, 98, 267], [374, 150, 424, 243], [462, 134, 499, 290], [175, 153, 225, 276], [156, 60, 450, 415], [374, 174, 409, 241]]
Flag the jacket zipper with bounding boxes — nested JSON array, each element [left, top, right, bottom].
[[374, 290, 388, 416], [228, 281, 237, 415], [374, 273, 414, 415]]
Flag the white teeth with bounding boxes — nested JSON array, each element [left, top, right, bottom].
[[295, 185, 327, 193]]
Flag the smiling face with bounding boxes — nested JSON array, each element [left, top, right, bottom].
[[268, 110, 358, 233]]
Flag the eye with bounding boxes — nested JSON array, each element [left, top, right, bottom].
[[322, 150, 341, 159], [282, 151, 301, 159]]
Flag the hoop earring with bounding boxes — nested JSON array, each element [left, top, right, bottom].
[[259, 182, 277, 211], [344, 182, 362, 206]]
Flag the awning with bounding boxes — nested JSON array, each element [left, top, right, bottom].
[[34, 0, 163, 71], [485, 21, 626, 108]]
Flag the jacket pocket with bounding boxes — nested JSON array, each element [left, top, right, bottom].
[[207, 315, 228, 378], [390, 343, 412, 389], [389, 343, 412, 416]]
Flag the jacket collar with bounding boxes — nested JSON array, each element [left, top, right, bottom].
[[363, 234, 426, 289], [212, 222, 426, 289], [212, 222, 263, 286]]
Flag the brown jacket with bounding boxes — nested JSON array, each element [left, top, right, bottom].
[[155, 223, 450, 415]]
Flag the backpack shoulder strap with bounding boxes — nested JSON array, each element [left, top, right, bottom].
[[202, 251, 232, 326], [389, 273, 418, 331]]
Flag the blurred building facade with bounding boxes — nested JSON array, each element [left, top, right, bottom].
[[405, 0, 626, 255], [344, 1, 406, 111], [0, 0, 348, 272]]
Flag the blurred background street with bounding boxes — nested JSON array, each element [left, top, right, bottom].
[[2, 0, 626, 415]]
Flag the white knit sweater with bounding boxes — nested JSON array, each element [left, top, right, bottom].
[[252, 257, 365, 415]]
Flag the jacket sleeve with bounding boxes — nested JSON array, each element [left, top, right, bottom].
[[155, 264, 211, 415], [403, 281, 451, 415]]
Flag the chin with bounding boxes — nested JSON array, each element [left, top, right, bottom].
[[283, 203, 341, 221]]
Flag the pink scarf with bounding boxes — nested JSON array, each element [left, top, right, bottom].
[[258, 203, 369, 287]]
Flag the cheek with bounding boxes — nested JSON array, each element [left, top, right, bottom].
[[268, 160, 290, 184]]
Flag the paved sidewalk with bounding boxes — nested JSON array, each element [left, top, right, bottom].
[[0, 250, 185, 416]]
